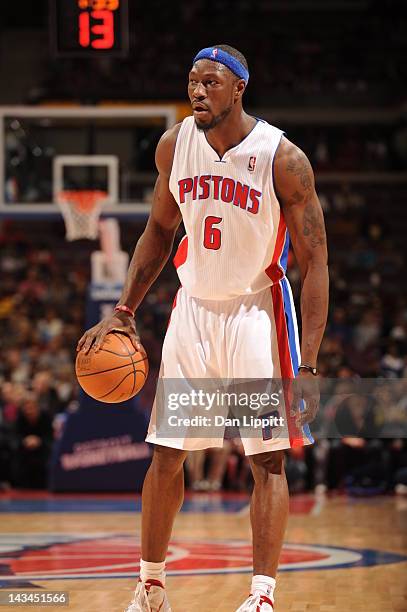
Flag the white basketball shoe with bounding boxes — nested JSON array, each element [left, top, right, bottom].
[[125, 579, 172, 612], [235, 593, 274, 611]]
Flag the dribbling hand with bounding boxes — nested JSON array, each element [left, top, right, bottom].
[[76, 312, 141, 354]]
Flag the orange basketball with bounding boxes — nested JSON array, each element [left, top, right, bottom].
[[75, 332, 149, 403]]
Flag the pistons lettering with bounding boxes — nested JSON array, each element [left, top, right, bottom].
[[178, 175, 261, 215]]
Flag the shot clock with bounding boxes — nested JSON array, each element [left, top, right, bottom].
[[50, 0, 129, 57]]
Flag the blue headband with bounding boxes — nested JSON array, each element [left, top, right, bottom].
[[193, 47, 249, 83]]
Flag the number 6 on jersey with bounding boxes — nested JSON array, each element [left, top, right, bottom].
[[203, 215, 222, 250]]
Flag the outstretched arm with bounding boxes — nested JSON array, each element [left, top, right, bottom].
[[77, 123, 182, 353], [274, 137, 329, 422]]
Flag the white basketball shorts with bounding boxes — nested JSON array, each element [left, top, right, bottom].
[[146, 280, 314, 455]]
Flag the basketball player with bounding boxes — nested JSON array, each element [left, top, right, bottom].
[[78, 45, 328, 612]]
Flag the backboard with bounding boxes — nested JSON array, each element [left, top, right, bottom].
[[53, 155, 119, 205], [0, 105, 177, 219]]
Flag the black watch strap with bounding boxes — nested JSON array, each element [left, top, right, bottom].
[[298, 364, 318, 376]]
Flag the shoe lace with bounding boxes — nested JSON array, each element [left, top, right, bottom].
[[145, 580, 165, 612], [125, 582, 150, 612], [125, 580, 166, 612], [249, 593, 274, 611], [126, 603, 142, 612]]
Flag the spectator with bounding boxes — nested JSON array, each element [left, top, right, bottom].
[[14, 392, 53, 489], [31, 370, 60, 416], [326, 395, 383, 491], [37, 307, 63, 344], [380, 342, 404, 378], [0, 382, 26, 424]]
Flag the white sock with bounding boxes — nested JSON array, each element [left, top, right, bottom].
[[251, 575, 276, 601], [140, 559, 166, 586]]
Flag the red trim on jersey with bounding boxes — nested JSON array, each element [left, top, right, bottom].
[[173, 236, 188, 269], [265, 213, 286, 283], [271, 283, 304, 448]]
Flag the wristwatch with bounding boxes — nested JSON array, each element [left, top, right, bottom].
[[298, 364, 318, 376]]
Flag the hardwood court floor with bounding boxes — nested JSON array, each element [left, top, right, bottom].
[[0, 493, 406, 611]]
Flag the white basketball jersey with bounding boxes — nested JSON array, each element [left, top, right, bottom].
[[169, 116, 288, 300]]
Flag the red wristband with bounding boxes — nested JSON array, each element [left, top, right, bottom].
[[114, 304, 135, 317]]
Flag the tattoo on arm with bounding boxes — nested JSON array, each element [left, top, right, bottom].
[[284, 148, 326, 249], [287, 190, 305, 206], [303, 202, 326, 248], [286, 154, 313, 191]]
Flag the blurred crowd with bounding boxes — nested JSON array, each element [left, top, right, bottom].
[[295, 123, 407, 173], [0, 171, 406, 494]]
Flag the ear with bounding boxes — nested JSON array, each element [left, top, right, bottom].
[[234, 79, 246, 101]]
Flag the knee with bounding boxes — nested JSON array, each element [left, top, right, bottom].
[[250, 450, 285, 481], [152, 445, 187, 476]]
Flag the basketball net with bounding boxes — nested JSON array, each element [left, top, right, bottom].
[[57, 190, 108, 241]]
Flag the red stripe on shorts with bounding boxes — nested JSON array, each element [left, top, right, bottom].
[[271, 283, 304, 448]]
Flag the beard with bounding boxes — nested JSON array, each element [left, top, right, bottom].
[[195, 104, 233, 132]]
